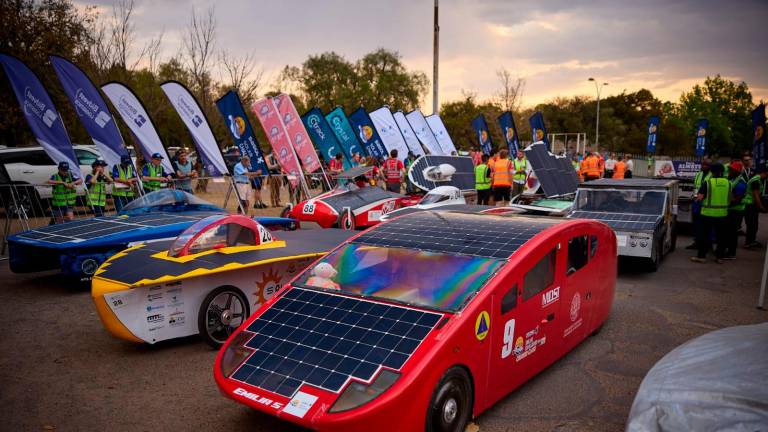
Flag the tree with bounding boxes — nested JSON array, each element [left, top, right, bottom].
[[182, 6, 216, 107], [495, 68, 525, 112], [218, 51, 264, 106], [356, 49, 428, 111]]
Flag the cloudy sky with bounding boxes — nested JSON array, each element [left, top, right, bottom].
[[79, 0, 768, 111]]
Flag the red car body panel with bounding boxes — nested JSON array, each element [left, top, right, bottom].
[[214, 213, 616, 431]]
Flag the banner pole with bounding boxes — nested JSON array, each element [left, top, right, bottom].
[[758, 242, 768, 310]]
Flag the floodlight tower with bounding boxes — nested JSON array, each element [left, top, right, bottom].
[[588, 77, 608, 150]]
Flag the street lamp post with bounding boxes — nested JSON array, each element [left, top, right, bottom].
[[588, 77, 608, 150]]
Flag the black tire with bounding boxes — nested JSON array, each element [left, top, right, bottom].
[[669, 219, 678, 253], [426, 367, 473, 432], [280, 205, 292, 219], [339, 210, 355, 230], [648, 241, 660, 272], [197, 286, 250, 349]]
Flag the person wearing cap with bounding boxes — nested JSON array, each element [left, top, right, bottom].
[[85, 160, 113, 217], [744, 165, 768, 249], [112, 154, 138, 212], [172, 149, 197, 194], [233, 155, 263, 214], [723, 160, 747, 259], [141, 153, 171, 193], [47, 161, 82, 223], [691, 162, 730, 264]]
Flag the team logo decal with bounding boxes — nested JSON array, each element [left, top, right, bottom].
[[254, 267, 282, 305], [570, 293, 581, 322], [475, 311, 490, 341], [514, 336, 525, 356]]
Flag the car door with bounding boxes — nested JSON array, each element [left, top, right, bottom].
[[560, 233, 591, 350]]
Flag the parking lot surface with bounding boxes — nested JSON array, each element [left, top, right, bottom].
[[0, 228, 766, 431]]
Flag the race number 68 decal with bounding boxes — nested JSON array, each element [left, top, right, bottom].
[[302, 202, 315, 214], [501, 319, 516, 359]]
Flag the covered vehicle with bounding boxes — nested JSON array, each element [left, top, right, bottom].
[[283, 166, 418, 230], [569, 178, 679, 270], [627, 323, 768, 431], [7, 189, 297, 281], [214, 211, 617, 431], [380, 186, 491, 221], [92, 214, 355, 347]]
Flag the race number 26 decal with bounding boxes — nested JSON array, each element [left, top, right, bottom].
[[501, 319, 516, 358]]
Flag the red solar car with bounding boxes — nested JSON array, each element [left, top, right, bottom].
[[214, 211, 617, 431]]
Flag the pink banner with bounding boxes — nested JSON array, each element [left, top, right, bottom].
[[251, 97, 301, 186], [273, 93, 322, 173]]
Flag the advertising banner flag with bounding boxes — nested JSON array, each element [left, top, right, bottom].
[[646, 116, 660, 154], [325, 107, 365, 160], [528, 111, 550, 150], [425, 114, 458, 155], [348, 107, 388, 159], [50, 55, 127, 169], [0, 53, 81, 177], [753, 104, 766, 169], [369, 106, 410, 159], [471, 113, 493, 155], [393, 111, 425, 156], [272, 93, 322, 173], [405, 110, 443, 155], [694, 118, 708, 157], [302, 107, 350, 170], [252, 97, 302, 186], [101, 82, 174, 173], [215, 90, 268, 174], [497, 111, 520, 155], [160, 81, 228, 176]]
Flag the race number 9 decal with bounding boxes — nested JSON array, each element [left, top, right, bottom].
[[501, 319, 516, 359]]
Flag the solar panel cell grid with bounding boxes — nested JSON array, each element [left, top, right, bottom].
[[232, 288, 442, 398], [570, 211, 660, 230]]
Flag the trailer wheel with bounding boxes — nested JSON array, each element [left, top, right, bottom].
[[648, 241, 661, 272], [198, 286, 250, 349], [426, 367, 473, 432]]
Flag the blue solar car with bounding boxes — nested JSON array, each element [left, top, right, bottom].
[[7, 190, 298, 282]]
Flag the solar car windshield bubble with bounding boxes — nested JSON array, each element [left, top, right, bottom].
[[408, 156, 475, 192], [227, 288, 443, 398]]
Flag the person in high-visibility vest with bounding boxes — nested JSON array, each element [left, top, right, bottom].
[[582, 151, 601, 181], [686, 158, 712, 250], [596, 152, 606, 178], [383, 149, 405, 193], [744, 166, 768, 249], [86, 160, 113, 217], [490, 149, 513, 206], [141, 153, 172, 194], [691, 163, 730, 263], [723, 161, 747, 259], [613, 156, 626, 179], [572, 155, 582, 182], [511, 150, 527, 198], [475, 154, 491, 205], [47, 161, 82, 223], [111, 155, 138, 213]]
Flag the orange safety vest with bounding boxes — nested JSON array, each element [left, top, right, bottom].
[[491, 158, 512, 187], [584, 156, 601, 178], [384, 159, 401, 183], [613, 161, 626, 179]]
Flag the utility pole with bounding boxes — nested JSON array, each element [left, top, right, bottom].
[[588, 78, 608, 150], [432, 0, 439, 115]]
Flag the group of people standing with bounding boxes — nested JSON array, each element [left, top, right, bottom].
[[689, 154, 767, 264], [576, 151, 633, 181], [474, 149, 528, 206]]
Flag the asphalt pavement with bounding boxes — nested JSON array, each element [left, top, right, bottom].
[[0, 226, 766, 432]]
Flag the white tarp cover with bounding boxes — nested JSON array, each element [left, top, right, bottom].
[[626, 323, 768, 432]]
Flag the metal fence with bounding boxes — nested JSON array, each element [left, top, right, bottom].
[[0, 173, 339, 257]]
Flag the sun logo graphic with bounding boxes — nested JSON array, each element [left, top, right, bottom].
[[755, 126, 764, 141], [697, 127, 706, 137], [480, 130, 489, 143], [535, 129, 544, 141], [254, 267, 283, 305], [228, 115, 246, 139], [648, 124, 657, 134], [359, 125, 373, 143], [505, 127, 515, 142]]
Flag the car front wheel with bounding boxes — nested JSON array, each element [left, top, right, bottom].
[[426, 367, 473, 432], [198, 286, 250, 349]]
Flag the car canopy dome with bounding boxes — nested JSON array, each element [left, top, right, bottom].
[[169, 214, 275, 257], [120, 189, 220, 213]]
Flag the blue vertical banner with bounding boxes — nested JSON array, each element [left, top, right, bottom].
[[647, 116, 660, 154], [694, 118, 708, 157], [471, 114, 493, 155], [348, 107, 387, 159], [528, 111, 550, 150], [215, 90, 268, 174], [0, 53, 81, 177], [49, 55, 129, 170], [325, 107, 365, 161], [753, 104, 766, 170], [497, 111, 519, 155], [302, 107, 350, 169]]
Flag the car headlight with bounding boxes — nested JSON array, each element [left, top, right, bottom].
[[640, 241, 648, 248], [329, 369, 400, 413], [220, 330, 254, 378], [630, 240, 637, 247]]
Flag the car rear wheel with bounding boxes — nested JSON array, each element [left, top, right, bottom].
[[279, 205, 292, 218], [198, 286, 250, 349], [648, 241, 660, 272], [339, 209, 355, 230], [426, 367, 473, 432]]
